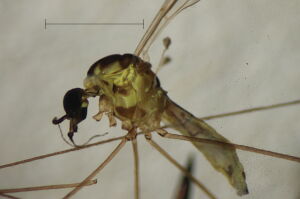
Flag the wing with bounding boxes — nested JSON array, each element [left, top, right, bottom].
[[134, 0, 200, 61], [136, 0, 248, 196], [162, 97, 249, 196]]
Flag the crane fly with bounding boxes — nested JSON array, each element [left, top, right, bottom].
[[1, 0, 300, 198]]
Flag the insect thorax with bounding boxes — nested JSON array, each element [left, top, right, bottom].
[[84, 54, 166, 129]]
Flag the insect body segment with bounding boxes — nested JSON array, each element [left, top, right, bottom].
[[162, 99, 248, 195], [84, 54, 167, 131]]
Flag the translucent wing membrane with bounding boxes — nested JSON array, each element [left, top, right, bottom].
[[162, 98, 248, 196]]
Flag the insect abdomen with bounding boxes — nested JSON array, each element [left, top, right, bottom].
[[162, 98, 249, 196]]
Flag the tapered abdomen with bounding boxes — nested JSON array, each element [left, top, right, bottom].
[[162, 98, 249, 196]]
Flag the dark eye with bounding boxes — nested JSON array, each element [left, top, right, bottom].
[[63, 88, 88, 121], [53, 88, 89, 143]]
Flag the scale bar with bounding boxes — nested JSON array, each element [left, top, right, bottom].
[[45, 19, 144, 29]]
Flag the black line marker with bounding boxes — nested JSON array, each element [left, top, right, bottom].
[[44, 19, 144, 29]]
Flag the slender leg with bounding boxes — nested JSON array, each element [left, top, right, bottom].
[[0, 135, 126, 169], [200, 99, 300, 120], [63, 138, 127, 199], [156, 129, 300, 163], [131, 138, 140, 199], [0, 193, 20, 199], [93, 95, 117, 127], [146, 136, 217, 199], [107, 112, 117, 127], [0, 180, 97, 194], [93, 111, 104, 121]]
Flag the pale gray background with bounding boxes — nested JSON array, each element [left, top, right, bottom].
[[0, 0, 300, 199]]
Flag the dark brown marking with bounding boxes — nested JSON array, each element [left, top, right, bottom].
[[226, 165, 233, 176], [242, 171, 246, 179], [112, 84, 118, 93], [116, 106, 136, 119], [112, 84, 129, 96], [99, 54, 122, 67], [136, 107, 147, 118], [92, 85, 100, 92], [120, 54, 140, 68], [87, 54, 122, 76], [180, 112, 186, 118], [101, 80, 109, 86], [155, 77, 161, 88], [87, 54, 142, 76], [117, 87, 128, 95], [136, 61, 152, 73]]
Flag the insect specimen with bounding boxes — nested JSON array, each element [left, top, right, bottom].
[[0, 0, 300, 199]]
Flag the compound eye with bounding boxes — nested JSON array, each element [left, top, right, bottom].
[[53, 88, 89, 143], [63, 88, 88, 121]]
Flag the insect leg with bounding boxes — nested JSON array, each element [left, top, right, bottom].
[[200, 99, 300, 121], [0, 136, 125, 170], [156, 129, 300, 163], [145, 134, 217, 199], [131, 138, 140, 199], [0, 180, 97, 194], [0, 193, 20, 199], [93, 95, 117, 127], [62, 138, 127, 199]]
